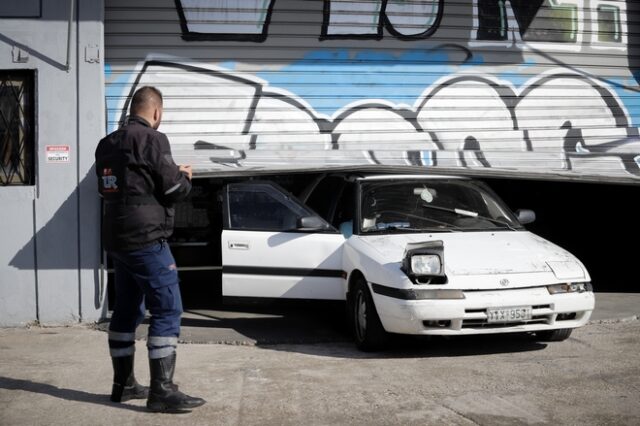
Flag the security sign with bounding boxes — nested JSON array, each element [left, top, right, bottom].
[[46, 145, 70, 163]]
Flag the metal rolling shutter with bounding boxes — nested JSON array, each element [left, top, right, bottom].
[[104, 0, 640, 183]]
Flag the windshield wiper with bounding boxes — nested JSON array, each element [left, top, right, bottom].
[[420, 204, 518, 231], [364, 225, 453, 234], [371, 210, 464, 231]]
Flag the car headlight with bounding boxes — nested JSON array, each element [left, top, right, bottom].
[[547, 282, 592, 294], [401, 240, 447, 284], [411, 255, 441, 276]]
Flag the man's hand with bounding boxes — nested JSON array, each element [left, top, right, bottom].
[[179, 165, 192, 180]]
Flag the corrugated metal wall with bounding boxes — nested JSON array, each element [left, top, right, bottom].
[[104, 0, 640, 182]]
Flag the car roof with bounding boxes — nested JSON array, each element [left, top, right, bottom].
[[354, 174, 470, 181]]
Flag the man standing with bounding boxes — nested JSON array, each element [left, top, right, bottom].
[[95, 86, 205, 412]]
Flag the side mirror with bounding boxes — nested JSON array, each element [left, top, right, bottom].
[[297, 216, 328, 230], [516, 209, 536, 224]]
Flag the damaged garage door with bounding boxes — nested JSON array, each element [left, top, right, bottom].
[[104, 0, 640, 183]]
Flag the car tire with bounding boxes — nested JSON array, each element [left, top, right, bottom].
[[350, 277, 388, 351], [535, 328, 573, 342]]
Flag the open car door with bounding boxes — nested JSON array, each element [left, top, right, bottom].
[[221, 181, 346, 300]]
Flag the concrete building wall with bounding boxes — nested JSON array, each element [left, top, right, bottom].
[[0, 0, 104, 326], [0, 187, 37, 325]]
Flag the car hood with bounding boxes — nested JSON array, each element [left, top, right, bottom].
[[358, 231, 585, 277]]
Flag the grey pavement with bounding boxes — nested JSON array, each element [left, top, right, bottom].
[[588, 292, 640, 322], [0, 292, 639, 425]]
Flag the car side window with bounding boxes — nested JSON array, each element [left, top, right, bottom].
[[226, 183, 332, 232]]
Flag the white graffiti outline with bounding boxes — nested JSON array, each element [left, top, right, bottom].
[[175, 0, 277, 42], [320, 0, 444, 40], [111, 57, 640, 177]]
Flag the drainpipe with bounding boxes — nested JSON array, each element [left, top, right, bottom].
[[66, 0, 75, 72]]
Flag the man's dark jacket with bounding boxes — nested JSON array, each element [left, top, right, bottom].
[[95, 116, 191, 251]]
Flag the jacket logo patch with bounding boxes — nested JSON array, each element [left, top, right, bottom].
[[101, 168, 119, 192]]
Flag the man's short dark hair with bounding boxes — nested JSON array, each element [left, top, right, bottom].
[[130, 86, 163, 115]]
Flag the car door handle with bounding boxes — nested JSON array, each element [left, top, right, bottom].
[[228, 241, 250, 250]]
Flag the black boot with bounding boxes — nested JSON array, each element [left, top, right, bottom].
[[110, 354, 149, 402], [147, 352, 206, 413]]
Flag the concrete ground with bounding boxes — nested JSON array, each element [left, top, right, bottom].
[[1, 292, 639, 425]]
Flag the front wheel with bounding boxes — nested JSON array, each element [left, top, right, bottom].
[[350, 278, 388, 351], [535, 328, 573, 342]]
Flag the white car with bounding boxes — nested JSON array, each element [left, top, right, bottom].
[[220, 174, 595, 350]]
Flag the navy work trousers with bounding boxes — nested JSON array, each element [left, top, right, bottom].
[[108, 240, 183, 359]]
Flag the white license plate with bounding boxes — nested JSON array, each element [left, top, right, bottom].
[[487, 306, 532, 323]]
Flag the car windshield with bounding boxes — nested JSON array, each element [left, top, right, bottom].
[[359, 179, 522, 233]]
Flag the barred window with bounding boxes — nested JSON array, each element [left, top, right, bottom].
[[0, 71, 35, 186]]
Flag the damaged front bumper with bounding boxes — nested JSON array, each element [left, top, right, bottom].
[[370, 283, 595, 335]]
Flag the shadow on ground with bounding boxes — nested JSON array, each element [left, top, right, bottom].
[[259, 333, 549, 360], [96, 301, 549, 359], [0, 377, 150, 413]]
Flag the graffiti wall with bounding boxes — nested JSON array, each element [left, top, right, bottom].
[[104, 0, 640, 181]]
